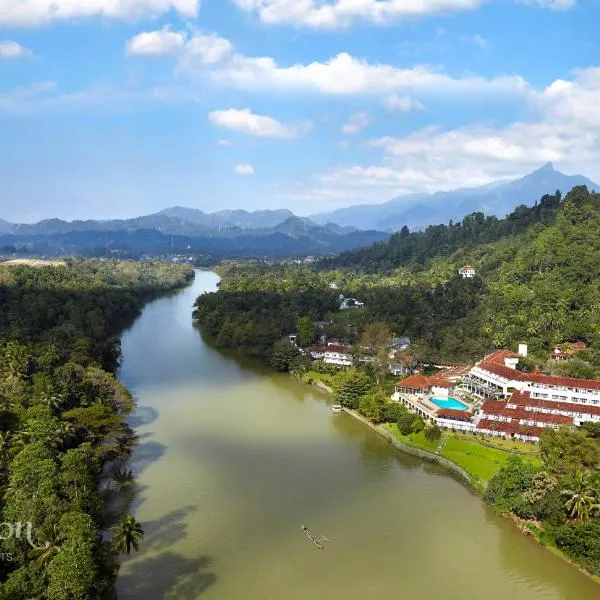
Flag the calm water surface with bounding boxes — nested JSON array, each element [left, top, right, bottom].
[[116, 270, 598, 600]]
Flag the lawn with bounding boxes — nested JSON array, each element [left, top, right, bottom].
[[383, 424, 542, 489], [441, 436, 542, 486], [384, 424, 442, 452], [452, 431, 539, 455]]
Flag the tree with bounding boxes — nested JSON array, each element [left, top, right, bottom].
[[297, 316, 316, 347], [335, 370, 372, 409], [580, 421, 600, 439], [540, 427, 600, 476], [562, 470, 599, 522], [485, 455, 540, 513], [397, 413, 416, 436], [29, 524, 66, 569], [424, 424, 442, 442], [360, 322, 392, 386], [358, 390, 388, 422], [411, 416, 425, 433], [46, 515, 98, 600], [269, 339, 300, 372], [111, 515, 144, 555], [383, 402, 407, 423]]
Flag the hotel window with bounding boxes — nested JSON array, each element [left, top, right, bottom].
[[552, 395, 559, 400]]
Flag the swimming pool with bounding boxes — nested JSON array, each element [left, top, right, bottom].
[[430, 397, 469, 411]]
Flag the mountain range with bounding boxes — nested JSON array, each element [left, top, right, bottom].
[[1, 163, 598, 260], [309, 163, 600, 231]]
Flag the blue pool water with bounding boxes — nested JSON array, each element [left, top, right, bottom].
[[430, 397, 469, 411]]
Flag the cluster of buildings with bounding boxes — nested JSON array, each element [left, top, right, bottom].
[[393, 344, 600, 442], [339, 294, 364, 310], [301, 335, 411, 370]]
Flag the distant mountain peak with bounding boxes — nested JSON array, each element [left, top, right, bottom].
[[536, 161, 555, 173], [309, 164, 599, 231]]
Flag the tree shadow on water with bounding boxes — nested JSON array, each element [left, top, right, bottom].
[[132, 440, 167, 476], [129, 405, 159, 428], [141, 505, 198, 552], [119, 552, 217, 599]]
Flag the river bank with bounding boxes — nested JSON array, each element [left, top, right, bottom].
[[295, 372, 599, 584]]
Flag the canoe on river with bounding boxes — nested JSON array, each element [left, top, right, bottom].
[[301, 525, 323, 549]]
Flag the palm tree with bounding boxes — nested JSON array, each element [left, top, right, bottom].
[[29, 524, 66, 568], [111, 515, 144, 555], [562, 470, 600, 522], [113, 468, 135, 488]]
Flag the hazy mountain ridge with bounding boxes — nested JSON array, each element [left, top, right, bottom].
[[8, 207, 300, 237], [310, 163, 600, 231]]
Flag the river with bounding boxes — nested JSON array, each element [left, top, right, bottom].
[[115, 270, 598, 600]]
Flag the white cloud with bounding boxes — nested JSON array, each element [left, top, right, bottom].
[[132, 30, 525, 99], [126, 26, 186, 56], [461, 33, 487, 48], [235, 163, 254, 175], [270, 67, 600, 207], [0, 0, 199, 27], [527, 0, 575, 9], [341, 112, 373, 135], [217, 139, 232, 146], [230, 0, 486, 29], [0, 81, 201, 114], [208, 108, 311, 139], [126, 29, 233, 65], [183, 43, 528, 97], [0, 40, 33, 60], [383, 94, 425, 112], [184, 33, 233, 65]]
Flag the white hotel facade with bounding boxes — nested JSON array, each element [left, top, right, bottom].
[[464, 346, 600, 426]]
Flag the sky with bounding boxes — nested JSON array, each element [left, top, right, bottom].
[[0, 0, 599, 222]]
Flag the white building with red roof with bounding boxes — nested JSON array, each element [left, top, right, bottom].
[[458, 265, 476, 278], [465, 347, 600, 410]]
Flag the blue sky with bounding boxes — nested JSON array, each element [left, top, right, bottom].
[[1, 0, 599, 222]]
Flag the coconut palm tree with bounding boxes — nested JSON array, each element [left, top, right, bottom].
[[113, 468, 135, 488], [562, 469, 599, 522], [111, 515, 144, 555], [29, 524, 66, 568]]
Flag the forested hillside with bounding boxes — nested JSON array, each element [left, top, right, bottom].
[[0, 260, 193, 598], [195, 186, 600, 371], [321, 190, 562, 273]]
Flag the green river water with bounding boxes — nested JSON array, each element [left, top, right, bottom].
[[115, 270, 598, 600]]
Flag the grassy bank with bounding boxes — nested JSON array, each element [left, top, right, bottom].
[[382, 423, 542, 490]]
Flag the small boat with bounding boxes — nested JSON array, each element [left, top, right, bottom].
[[331, 404, 343, 413], [302, 525, 323, 549]]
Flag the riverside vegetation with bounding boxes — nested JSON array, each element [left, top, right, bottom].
[[193, 185, 600, 578], [0, 260, 194, 599]]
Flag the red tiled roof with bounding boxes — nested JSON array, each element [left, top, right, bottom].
[[521, 397, 600, 417], [480, 396, 575, 426], [486, 349, 521, 361], [435, 408, 473, 422], [527, 372, 600, 391], [396, 374, 454, 389], [325, 345, 351, 353], [437, 365, 472, 380], [476, 350, 600, 392], [396, 374, 432, 389], [476, 419, 544, 439], [478, 361, 521, 381], [460, 265, 475, 270]]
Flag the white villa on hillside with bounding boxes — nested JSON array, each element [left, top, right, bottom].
[[458, 265, 476, 278]]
